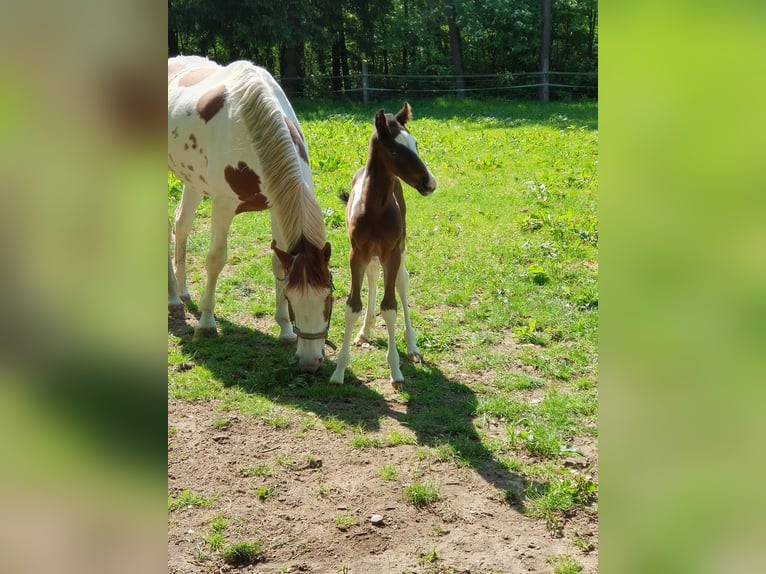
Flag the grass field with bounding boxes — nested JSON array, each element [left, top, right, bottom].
[[168, 97, 598, 572]]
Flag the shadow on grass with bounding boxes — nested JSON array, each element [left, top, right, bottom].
[[170, 314, 535, 510]]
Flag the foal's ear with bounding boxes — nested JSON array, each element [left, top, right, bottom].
[[271, 240, 292, 269], [395, 102, 411, 126], [374, 109, 389, 136], [322, 241, 332, 263]]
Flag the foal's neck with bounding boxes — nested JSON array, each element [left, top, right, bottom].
[[363, 141, 398, 206]]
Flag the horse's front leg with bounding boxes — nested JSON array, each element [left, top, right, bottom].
[[272, 252, 296, 345], [194, 200, 235, 340], [381, 252, 404, 388], [330, 248, 367, 384]]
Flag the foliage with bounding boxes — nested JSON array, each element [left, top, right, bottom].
[[169, 0, 597, 99]]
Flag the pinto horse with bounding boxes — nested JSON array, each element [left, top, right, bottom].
[[168, 56, 332, 372], [330, 103, 436, 387]]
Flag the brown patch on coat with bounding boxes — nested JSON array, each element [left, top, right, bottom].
[[224, 161, 269, 214], [284, 116, 309, 164], [189, 133, 198, 149], [178, 67, 215, 87], [168, 62, 185, 83], [196, 85, 226, 123]]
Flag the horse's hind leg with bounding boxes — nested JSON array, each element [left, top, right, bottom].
[[194, 200, 235, 340], [354, 260, 378, 344], [396, 256, 422, 363], [168, 219, 185, 317], [173, 184, 203, 303]]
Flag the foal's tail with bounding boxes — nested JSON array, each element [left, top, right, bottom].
[[338, 191, 350, 203]]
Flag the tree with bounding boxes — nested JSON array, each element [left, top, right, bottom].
[[538, 0, 552, 101]]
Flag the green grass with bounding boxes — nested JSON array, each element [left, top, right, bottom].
[[546, 554, 584, 574], [220, 541, 263, 566], [168, 489, 218, 512], [168, 98, 597, 532], [378, 464, 398, 481], [403, 480, 442, 507], [333, 514, 357, 529]]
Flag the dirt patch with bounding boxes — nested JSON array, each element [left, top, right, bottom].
[[169, 399, 597, 573]]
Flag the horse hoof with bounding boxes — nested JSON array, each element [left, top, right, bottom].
[[193, 327, 218, 341], [354, 333, 371, 345], [168, 303, 185, 318], [180, 294, 192, 303], [329, 371, 345, 385], [408, 352, 423, 364], [391, 379, 405, 392], [278, 335, 298, 348]]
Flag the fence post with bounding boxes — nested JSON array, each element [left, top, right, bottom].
[[361, 61, 368, 105]]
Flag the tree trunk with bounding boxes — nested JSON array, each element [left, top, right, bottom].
[[538, 0, 552, 102], [446, 1, 465, 97], [281, 44, 303, 98]]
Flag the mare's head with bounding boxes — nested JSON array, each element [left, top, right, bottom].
[[373, 102, 437, 195], [272, 238, 333, 372]]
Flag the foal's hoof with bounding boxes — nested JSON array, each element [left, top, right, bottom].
[[329, 370, 345, 385], [180, 293, 192, 303], [408, 351, 424, 364], [391, 379, 405, 392], [192, 327, 218, 341]]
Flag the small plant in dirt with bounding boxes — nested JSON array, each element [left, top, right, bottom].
[[168, 489, 217, 512], [350, 433, 383, 449], [264, 411, 291, 429], [387, 430, 417, 446], [275, 454, 296, 468], [417, 547, 439, 564], [317, 482, 334, 497], [526, 472, 597, 531], [333, 514, 357, 529], [205, 515, 228, 551], [322, 415, 348, 434], [220, 541, 263, 566], [378, 464, 398, 481], [240, 463, 275, 477], [403, 480, 442, 507], [212, 415, 230, 430], [546, 553, 584, 574], [255, 485, 276, 501]]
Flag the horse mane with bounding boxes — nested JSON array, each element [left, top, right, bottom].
[[228, 64, 327, 253], [287, 236, 333, 291]]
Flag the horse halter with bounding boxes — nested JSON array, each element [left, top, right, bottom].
[[287, 285, 335, 350]]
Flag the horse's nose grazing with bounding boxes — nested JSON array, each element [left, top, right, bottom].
[[422, 175, 437, 194], [300, 356, 324, 373]]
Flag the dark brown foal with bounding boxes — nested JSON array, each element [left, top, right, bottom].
[[330, 102, 437, 387]]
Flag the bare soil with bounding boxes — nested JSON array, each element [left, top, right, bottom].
[[168, 312, 597, 573]]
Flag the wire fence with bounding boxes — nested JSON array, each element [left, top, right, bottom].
[[281, 70, 597, 101]]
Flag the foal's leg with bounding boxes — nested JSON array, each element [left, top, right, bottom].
[[194, 200, 235, 340], [381, 252, 404, 387], [354, 260, 378, 344], [396, 254, 422, 362], [168, 219, 185, 317], [173, 184, 204, 302], [330, 248, 367, 384]]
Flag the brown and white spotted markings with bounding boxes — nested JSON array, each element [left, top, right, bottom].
[[330, 103, 436, 388], [168, 56, 332, 373]]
